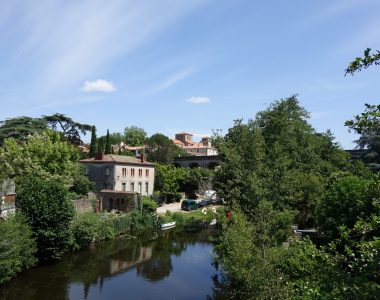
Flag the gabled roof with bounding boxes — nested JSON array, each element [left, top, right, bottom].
[[80, 154, 154, 166]]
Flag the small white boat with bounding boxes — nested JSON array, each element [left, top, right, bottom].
[[161, 221, 176, 230], [209, 219, 217, 226]]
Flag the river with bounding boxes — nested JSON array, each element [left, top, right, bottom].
[[0, 228, 218, 300]]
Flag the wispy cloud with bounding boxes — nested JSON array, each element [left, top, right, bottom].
[[151, 68, 194, 93], [320, 0, 376, 18], [81, 79, 115, 93], [185, 96, 210, 104], [0, 0, 210, 106]]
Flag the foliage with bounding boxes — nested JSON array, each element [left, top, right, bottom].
[[124, 126, 147, 146], [213, 210, 293, 299], [317, 175, 380, 242], [71, 211, 158, 250], [146, 133, 187, 164], [16, 176, 75, 262], [108, 132, 124, 144], [0, 214, 37, 284], [345, 103, 380, 170], [0, 116, 47, 146], [105, 129, 111, 154], [345, 48, 380, 75], [142, 196, 158, 213], [0, 131, 93, 195], [213, 96, 349, 227], [89, 126, 97, 157], [154, 163, 184, 202], [180, 168, 213, 199], [42, 113, 92, 145]]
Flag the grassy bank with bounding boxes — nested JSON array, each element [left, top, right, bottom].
[[159, 208, 223, 228]]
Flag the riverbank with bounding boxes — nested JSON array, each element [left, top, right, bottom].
[[0, 227, 218, 300]]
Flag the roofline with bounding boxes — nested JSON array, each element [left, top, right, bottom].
[[80, 160, 155, 167]]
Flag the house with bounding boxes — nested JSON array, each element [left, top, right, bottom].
[[172, 132, 218, 156], [1, 179, 16, 219], [80, 153, 155, 212]]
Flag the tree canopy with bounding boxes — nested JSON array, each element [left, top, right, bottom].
[[43, 113, 92, 145], [0, 116, 47, 146], [124, 126, 147, 146]]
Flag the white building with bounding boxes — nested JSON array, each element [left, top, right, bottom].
[[80, 153, 155, 196]]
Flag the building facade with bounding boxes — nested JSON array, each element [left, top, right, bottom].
[[80, 153, 155, 196], [172, 132, 218, 156]]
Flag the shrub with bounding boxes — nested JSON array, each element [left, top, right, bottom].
[[17, 176, 75, 262], [70, 213, 101, 250], [142, 196, 157, 213], [0, 214, 37, 284]]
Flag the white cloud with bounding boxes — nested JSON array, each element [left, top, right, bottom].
[[81, 79, 115, 93], [185, 96, 210, 104], [0, 0, 210, 105]]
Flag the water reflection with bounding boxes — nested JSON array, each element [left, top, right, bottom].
[[0, 228, 215, 300]]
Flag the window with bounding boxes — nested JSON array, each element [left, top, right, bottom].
[[130, 182, 135, 192], [138, 182, 142, 194], [145, 169, 149, 177], [122, 168, 127, 177], [131, 168, 135, 176], [138, 169, 142, 177], [105, 167, 110, 176], [122, 182, 126, 191], [145, 182, 149, 195]]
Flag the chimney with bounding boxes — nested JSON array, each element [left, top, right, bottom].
[[140, 154, 146, 163], [95, 152, 104, 160]]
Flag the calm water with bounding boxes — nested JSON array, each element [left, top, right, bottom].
[[0, 228, 218, 300]]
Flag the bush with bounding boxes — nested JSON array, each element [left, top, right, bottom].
[[70, 213, 101, 250], [71, 211, 157, 250], [142, 196, 157, 213], [0, 214, 37, 284], [17, 176, 75, 262]]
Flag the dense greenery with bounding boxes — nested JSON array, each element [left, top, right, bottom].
[[0, 214, 37, 284], [89, 126, 97, 157], [154, 163, 212, 202], [212, 96, 380, 298], [345, 103, 380, 170], [71, 210, 157, 250], [124, 126, 147, 146], [0, 131, 94, 196], [16, 176, 75, 262], [0, 116, 47, 146], [146, 133, 188, 164]]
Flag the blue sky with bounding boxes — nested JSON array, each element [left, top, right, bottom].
[[1, 0, 379, 148]]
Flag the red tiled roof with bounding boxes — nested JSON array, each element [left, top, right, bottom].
[[175, 132, 193, 136]]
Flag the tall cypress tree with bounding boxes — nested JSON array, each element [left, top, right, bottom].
[[105, 129, 111, 154], [89, 126, 97, 157]]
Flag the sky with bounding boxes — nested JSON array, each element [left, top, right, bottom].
[[0, 0, 379, 148]]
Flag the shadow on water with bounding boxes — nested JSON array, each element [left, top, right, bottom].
[[0, 228, 217, 300]]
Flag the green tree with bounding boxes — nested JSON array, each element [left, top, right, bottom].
[[43, 113, 92, 145], [345, 48, 380, 75], [213, 96, 349, 226], [105, 129, 111, 154], [0, 213, 37, 284], [109, 132, 124, 144], [146, 133, 187, 164], [345, 103, 380, 170], [154, 164, 185, 202], [0, 116, 47, 146], [89, 126, 97, 157], [17, 176, 75, 262], [317, 175, 379, 242], [0, 131, 93, 195], [124, 126, 147, 146]]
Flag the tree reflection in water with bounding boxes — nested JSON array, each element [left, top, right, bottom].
[[0, 228, 215, 300]]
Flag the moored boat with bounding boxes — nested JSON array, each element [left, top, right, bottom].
[[161, 221, 176, 230]]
